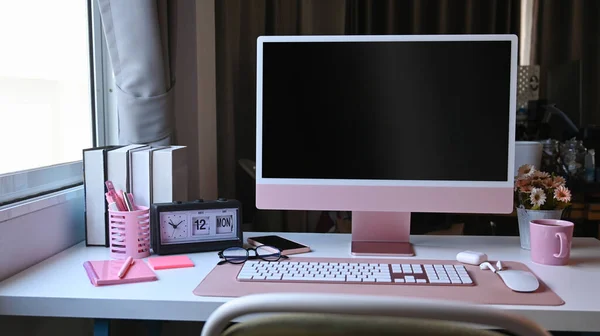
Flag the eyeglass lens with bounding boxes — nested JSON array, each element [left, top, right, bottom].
[[221, 247, 247, 264], [255, 245, 281, 261], [221, 245, 282, 263]]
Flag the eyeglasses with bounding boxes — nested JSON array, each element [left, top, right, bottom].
[[217, 245, 288, 265]]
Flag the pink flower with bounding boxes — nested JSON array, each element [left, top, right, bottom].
[[542, 177, 554, 189], [519, 185, 534, 193], [516, 178, 531, 188], [531, 179, 544, 188], [552, 176, 566, 188], [533, 170, 550, 179], [542, 178, 554, 189], [554, 185, 572, 203], [517, 164, 535, 177]]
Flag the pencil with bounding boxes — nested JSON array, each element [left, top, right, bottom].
[[117, 256, 134, 278]]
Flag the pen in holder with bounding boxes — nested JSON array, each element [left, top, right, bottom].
[[108, 206, 151, 259]]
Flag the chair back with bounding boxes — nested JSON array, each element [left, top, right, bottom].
[[200, 293, 551, 336]]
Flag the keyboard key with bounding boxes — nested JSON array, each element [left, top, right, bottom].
[[430, 279, 451, 284]]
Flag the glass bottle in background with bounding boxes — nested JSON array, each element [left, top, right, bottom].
[[585, 149, 595, 183], [560, 138, 587, 181], [540, 139, 563, 175]]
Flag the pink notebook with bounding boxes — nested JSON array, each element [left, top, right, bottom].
[[83, 259, 157, 286], [147, 255, 195, 270]]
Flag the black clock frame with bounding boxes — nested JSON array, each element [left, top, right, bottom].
[[150, 199, 243, 255]]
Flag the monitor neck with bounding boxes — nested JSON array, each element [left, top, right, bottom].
[[351, 211, 414, 256]]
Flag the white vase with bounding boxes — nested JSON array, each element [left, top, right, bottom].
[[516, 207, 564, 250], [515, 141, 543, 175]]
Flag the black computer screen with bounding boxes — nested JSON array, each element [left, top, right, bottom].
[[260, 40, 512, 181]]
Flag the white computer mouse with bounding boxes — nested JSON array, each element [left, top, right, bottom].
[[496, 270, 540, 292]]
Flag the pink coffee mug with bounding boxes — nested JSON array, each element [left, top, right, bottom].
[[529, 219, 574, 265]]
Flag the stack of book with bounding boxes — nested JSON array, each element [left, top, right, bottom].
[[83, 144, 188, 246]]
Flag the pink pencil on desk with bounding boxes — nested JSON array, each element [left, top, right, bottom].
[[118, 256, 135, 278]]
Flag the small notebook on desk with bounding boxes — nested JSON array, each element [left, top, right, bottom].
[[83, 259, 157, 286]]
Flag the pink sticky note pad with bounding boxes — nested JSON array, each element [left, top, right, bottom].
[[147, 255, 195, 270]]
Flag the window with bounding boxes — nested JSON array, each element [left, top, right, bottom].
[[0, 0, 99, 204]]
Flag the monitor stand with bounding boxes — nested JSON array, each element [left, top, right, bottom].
[[350, 211, 415, 256]]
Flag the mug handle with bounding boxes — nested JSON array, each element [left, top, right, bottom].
[[554, 232, 569, 258]]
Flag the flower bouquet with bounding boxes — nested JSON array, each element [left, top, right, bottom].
[[514, 164, 572, 210], [514, 164, 572, 250]]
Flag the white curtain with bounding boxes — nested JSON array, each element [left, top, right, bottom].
[[97, 0, 176, 145]]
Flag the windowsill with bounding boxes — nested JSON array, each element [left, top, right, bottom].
[[0, 185, 85, 281], [0, 186, 83, 223]]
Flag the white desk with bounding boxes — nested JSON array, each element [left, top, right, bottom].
[[1, 233, 600, 332]]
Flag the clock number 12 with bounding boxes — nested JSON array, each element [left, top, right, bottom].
[[192, 216, 210, 235]]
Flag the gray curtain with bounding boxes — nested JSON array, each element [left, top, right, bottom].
[[216, 0, 347, 232], [530, 0, 600, 126], [216, 0, 520, 232], [97, 0, 177, 145]]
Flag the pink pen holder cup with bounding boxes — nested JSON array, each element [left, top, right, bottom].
[[108, 206, 151, 259], [530, 219, 574, 266]]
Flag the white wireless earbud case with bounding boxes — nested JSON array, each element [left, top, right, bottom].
[[456, 251, 488, 265]]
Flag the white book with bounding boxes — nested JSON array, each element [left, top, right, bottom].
[[152, 146, 188, 204], [82, 145, 122, 246], [130, 146, 168, 208], [107, 144, 148, 193]]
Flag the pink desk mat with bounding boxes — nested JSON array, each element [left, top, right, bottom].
[[193, 257, 564, 306]]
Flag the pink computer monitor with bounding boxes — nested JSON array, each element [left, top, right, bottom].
[[255, 35, 517, 256]]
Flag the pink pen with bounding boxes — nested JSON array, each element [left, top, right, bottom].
[[105, 193, 118, 211], [127, 193, 137, 209], [105, 181, 127, 211], [117, 256, 134, 278], [122, 190, 133, 211]]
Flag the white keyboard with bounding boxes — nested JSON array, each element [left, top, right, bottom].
[[236, 260, 474, 286]]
